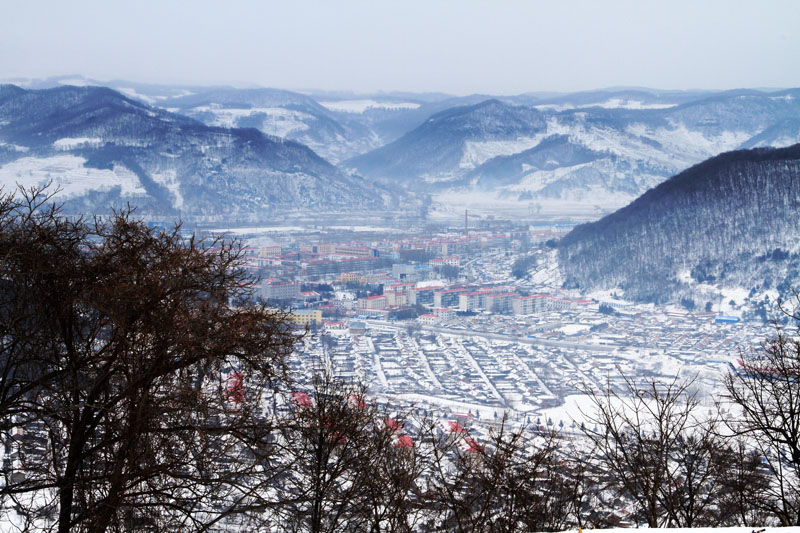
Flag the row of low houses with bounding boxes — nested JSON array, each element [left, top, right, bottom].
[[354, 284, 588, 318], [258, 275, 590, 324]]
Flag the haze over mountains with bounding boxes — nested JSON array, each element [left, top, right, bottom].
[[347, 89, 800, 215], [0, 83, 386, 223], [1, 75, 799, 224]]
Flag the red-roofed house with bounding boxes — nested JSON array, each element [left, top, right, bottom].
[[463, 438, 483, 453], [385, 418, 402, 432], [291, 391, 313, 408], [418, 313, 439, 325], [448, 421, 467, 434], [226, 372, 245, 404], [395, 434, 414, 448]]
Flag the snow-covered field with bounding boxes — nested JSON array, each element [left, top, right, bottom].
[[327, 225, 405, 233], [429, 189, 630, 221], [208, 225, 311, 235], [0, 155, 145, 198], [190, 105, 312, 137]]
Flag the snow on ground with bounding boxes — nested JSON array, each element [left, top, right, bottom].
[[150, 169, 183, 209], [587, 288, 626, 300], [117, 87, 160, 104], [505, 161, 593, 193], [538, 393, 598, 427], [559, 324, 592, 335], [318, 100, 420, 113], [526, 116, 746, 172], [626, 122, 752, 165], [752, 135, 800, 148], [327, 225, 405, 232], [0, 155, 146, 198], [52, 137, 103, 150], [720, 286, 751, 310], [459, 135, 547, 169], [538, 383, 718, 430], [593, 98, 678, 110], [0, 142, 28, 152], [417, 280, 447, 289], [191, 106, 312, 137], [534, 100, 678, 111], [393, 392, 507, 420]]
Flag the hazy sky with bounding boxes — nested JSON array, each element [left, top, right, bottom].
[[2, 0, 799, 95]]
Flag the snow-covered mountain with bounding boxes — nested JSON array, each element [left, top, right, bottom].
[[0, 85, 387, 223], [158, 88, 383, 163], [346, 99, 548, 182], [5, 79, 800, 222], [557, 143, 800, 309], [345, 89, 800, 214]]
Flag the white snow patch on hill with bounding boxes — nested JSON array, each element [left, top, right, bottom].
[[150, 169, 183, 209], [0, 155, 146, 198], [460, 135, 546, 169], [626, 123, 752, 166], [192, 106, 312, 137], [53, 137, 103, 150], [318, 100, 420, 113], [0, 142, 28, 152], [117, 87, 161, 104], [593, 98, 678, 110], [752, 135, 800, 148], [506, 162, 593, 193]]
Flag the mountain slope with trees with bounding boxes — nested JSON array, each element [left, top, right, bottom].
[[558, 144, 800, 305], [345, 89, 800, 212], [161, 87, 381, 163], [0, 85, 387, 222]]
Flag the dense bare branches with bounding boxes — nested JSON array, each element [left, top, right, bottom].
[[580, 374, 762, 527], [267, 371, 424, 533], [0, 187, 296, 532], [724, 294, 800, 525], [421, 419, 582, 532]]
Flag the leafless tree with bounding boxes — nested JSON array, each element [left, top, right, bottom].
[[714, 437, 773, 526], [268, 371, 416, 532], [0, 187, 297, 532], [421, 418, 581, 532], [581, 374, 737, 527], [724, 292, 800, 525]]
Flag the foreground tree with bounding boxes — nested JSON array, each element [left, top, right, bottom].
[[423, 420, 581, 532], [0, 187, 296, 532], [725, 293, 800, 525], [581, 375, 756, 527], [269, 371, 424, 532]]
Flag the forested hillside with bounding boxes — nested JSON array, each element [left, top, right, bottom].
[[558, 144, 800, 307]]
